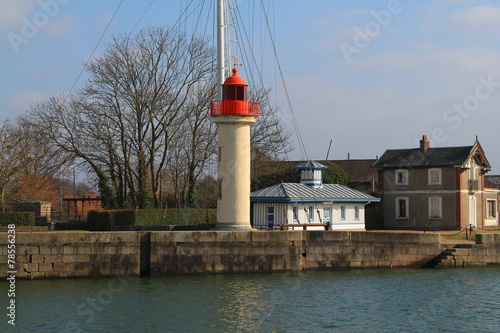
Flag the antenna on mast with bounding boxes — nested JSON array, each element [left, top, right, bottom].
[[325, 139, 333, 161]]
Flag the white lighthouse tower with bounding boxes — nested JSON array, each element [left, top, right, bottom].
[[210, 67, 259, 229]]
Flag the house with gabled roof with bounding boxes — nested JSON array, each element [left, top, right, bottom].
[[372, 135, 495, 230], [250, 161, 379, 230]]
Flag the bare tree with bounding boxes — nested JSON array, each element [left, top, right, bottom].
[[250, 87, 293, 159], [31, 27, 216, 209], [0, 117, 65, 212], [28, 26, 293, 209]]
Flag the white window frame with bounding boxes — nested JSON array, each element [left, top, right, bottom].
[[340, 205, 346, 220], [428, 168, 442, 185], [354, 206, 359, 220], [308, 205, 314, 221], [428, 197, 442, 219], [395, 169, 409, 186], [486, 199, 497, 218], [323, 206, 331, 223], [396, 196, 409, 219], [292, 206, 298, 222]]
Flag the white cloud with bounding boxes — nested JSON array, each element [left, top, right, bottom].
[[0, 0, 38, 27], [449, 5, 500, 38], [8, 90, 45, 111]]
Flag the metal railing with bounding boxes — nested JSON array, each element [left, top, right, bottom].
[[468, 179, 479, 191], [210, 100, 259, 117]]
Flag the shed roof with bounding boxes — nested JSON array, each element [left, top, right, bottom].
[[250, 182, 379, 203]]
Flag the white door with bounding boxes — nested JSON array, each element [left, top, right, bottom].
[[468, 196, 477, 227]]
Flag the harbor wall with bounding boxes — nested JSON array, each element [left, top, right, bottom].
[[1, 231, 500, 279]]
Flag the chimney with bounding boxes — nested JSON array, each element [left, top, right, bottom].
[[420, 135, 430, 151]]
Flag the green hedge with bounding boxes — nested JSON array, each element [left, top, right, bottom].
[[0, 212, 35, 226], [87, 209, 216, 231], [135, 209, 216, 226]]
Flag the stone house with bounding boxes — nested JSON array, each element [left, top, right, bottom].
[[372, 135, 496, 230], [250, 161, 380, 230]]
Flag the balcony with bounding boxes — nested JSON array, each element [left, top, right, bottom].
[[210, 100, 259, 117], [468, 179, 479, 192]]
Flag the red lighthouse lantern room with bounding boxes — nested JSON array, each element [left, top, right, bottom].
[[210, 67, 260, 117]]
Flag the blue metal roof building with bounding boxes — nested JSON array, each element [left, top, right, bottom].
[[250, 161, 380, 230]]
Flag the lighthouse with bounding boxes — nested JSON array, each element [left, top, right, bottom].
[[210, 67, 259, 229]]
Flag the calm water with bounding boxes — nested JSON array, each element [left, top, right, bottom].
[[1, 268, 500, 333]]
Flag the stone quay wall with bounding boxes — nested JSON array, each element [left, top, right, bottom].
[[149, 231, 442, 275], [1, 230, 500, 279], [0, 232, 142, 280], [435, 233, 500, 268]]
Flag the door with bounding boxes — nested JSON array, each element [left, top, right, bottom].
[[468, 196, 477, 228], [267, 206, 274, 229]]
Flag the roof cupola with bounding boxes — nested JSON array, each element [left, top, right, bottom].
[[295, 160, 327, 188]]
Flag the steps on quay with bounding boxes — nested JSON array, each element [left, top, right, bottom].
[[427, 245, 473, 268]]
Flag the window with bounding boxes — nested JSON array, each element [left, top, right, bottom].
[[428, 168, 442, 185], [396, 197, 409, 219], [395, 169, 408, 185], [340, 206, 346, 220], [308, 205, 314, 221], [292, 206, 298, 222], [354, 206, 359, 220], [428, 197, 442, 219], [324, 206, 331, 223], [267, 206, 274, 223], [487, 200, 497, 218]]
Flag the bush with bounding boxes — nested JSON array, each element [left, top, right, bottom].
[[135, 209, 216, 226], [0, 212, 35, 226], [87, 209, 216, 230], [87, 210, 135, 231]]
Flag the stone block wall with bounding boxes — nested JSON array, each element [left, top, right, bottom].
[[0, 232, 141, 279], [2, 230, 500, 279], [149, 230, 304, 275], [148, 230, 442, 276], [303, 231, 441, 269], [457, 233, 500, 267]]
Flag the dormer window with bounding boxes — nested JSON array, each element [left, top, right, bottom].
[[395, 169, 408, 186]]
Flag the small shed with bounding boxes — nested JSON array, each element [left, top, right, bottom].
[[12, 200, 52, 222], [250, 161, 380, 230]]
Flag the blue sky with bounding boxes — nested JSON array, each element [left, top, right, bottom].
[[2, 0, 500, 173]]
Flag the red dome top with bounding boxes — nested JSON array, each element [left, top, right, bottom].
[[222, 67, 248, 87]]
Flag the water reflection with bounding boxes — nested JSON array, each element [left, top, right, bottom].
[[2, 268, 500, 332]]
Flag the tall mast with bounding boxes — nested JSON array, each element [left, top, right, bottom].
[[217, 0, 233, 99], [216, 0, 227, 100]]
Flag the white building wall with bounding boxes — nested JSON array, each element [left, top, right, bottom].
[[252, 202, 366, 230], [484, 189, 499, 227]]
